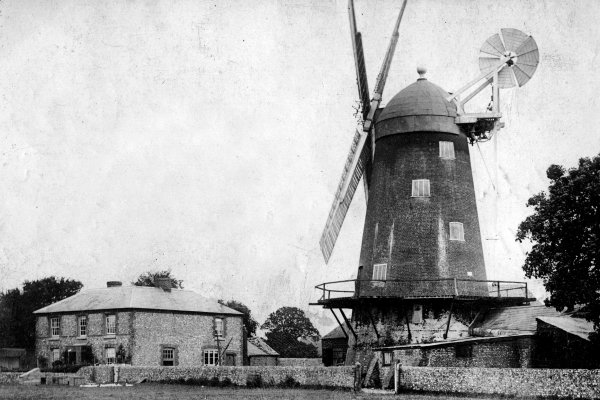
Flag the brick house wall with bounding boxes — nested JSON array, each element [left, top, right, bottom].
[[132, 311, 243, 366], [36, 311, 132, 365]]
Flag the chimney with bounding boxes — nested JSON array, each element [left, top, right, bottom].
[[107, 281, 122, 288], [155, 277, 172, 292]]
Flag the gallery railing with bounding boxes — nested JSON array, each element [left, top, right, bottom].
[[315, 278, 528, 301]]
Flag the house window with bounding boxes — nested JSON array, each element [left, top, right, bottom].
[[372, 263, 387, 281], [382, 351, 393, 366], [439, 141, 455, 159], [106, 347, 116, 364], [455, 344, 473, 358], [214, 318, 224, 337], [50, 317, 60, 337], [106, 314, 116, 335], [78, 316, 87, 337], [449, 222, 465, 241], [411, 179, 430, 197], [204, 349, 219, 366], [162, 347, 175, 366], [52, 348, 61, 363]]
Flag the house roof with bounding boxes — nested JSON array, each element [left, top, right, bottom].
[[537, 316, 595, 341], [33, 285, 243, 316], [323, 323, 349, 340], [247, 337, 279, 357], [472, 304, 563, 335]]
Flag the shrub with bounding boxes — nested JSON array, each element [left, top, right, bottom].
[[279, 375, 300, 388], [246, 374, 263, 388], [220, 377, 233, 387], [209, 376, 220, 387]]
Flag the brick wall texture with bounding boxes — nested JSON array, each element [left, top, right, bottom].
[[79, 365, 355, 388], [36, 311, 243, 367], [358, 131, 488, 298], [399, 366, 600, 398]]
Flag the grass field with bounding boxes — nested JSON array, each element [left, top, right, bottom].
[[0, 384, 495, 400]]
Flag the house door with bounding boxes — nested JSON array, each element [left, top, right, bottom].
[[225, 353, 236, 366]]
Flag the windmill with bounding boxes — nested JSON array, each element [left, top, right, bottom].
[[314, 0, 539, 369]]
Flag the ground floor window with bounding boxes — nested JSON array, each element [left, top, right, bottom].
[[204, 349, 219, 366], [382, 351, 393, 366], [51, 348, 60, 363], [162, 347, 174, 366], [105, 347, 116, 364]]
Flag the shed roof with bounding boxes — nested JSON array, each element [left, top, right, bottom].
[[33, 285, 242, 315], [473, 304, 563, 335], [0, 348, 26, 358], [537, 316, 595, 341], [323, 323, 348, 340], [247, 337, 279, 357]]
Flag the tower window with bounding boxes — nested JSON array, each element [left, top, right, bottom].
[[372, 263, 387, 281], [439, 141, 455, 159], [449, 222, 465, 241], [411, 179, 430, 197]]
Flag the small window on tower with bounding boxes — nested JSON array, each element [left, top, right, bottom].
[[449, 222, 465, 241], [372, 263, 387, 281], [439, 141, 455, 159], [411, 179, 431, 197]]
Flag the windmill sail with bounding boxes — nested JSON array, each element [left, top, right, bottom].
[[320, 129, 370, 263], [319, 0, 408, 263], [349, 0, 371, 119]]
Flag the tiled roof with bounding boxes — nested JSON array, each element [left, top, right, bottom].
[[33, 286, 242, 315], [323, 323, 349, 340], [473, 304, 563, 335], [537, 316, 595, 341], [247, 337, 279, 357]]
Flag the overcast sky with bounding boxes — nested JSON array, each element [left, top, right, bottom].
[[1, 0, 599, 334]]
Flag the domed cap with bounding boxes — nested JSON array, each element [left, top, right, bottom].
[[375, 71, 460, 138]]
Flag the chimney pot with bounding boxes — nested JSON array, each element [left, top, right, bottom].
[[107, 281, 122, 288]]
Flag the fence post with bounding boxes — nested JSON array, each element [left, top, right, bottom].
[[497, 281, 500, 297], [394, 361, 402, 394], [453, 278, 458, 296], [353, 362, 361, 392]]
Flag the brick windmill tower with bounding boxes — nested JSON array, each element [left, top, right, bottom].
[[314, 0, 539, 367]]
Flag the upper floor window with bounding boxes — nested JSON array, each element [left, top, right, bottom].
[[106, 347, 116, 364], [204, 349, 219, 366], [372, 263, 387, 281], [162, 347, 175, 366], [78, 316, 87, 337], [50, 317, 60, 337], [449, 222, 465, 241], [411, 179, 430, 197], [214, 318, 224, 337], [106, 314, 116, 335], [439, 141, 455, 159]]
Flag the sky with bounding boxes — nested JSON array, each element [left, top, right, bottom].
[[1, 0, 599, 335]]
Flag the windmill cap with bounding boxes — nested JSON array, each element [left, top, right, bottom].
[[375, 78, 460, 138]]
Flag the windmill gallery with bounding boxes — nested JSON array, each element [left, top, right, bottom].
[[311, 0, 595, 377]]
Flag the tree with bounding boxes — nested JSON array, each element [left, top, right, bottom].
[[132, 270, 183, 289], [261, 306, 320, 358], [516, 155, 600, 341], [0, 276, 83, 350], [218, 299, 258, 337]]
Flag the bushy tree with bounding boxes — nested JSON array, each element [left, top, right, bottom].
[[0, 277, 83, 349], [516, 154, 600, 341], [218, 299, 258, 337], [132, 270, 183, 289], [261, 306, 319, 357]]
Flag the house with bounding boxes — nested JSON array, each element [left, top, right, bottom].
[[34, 279, 244, 367], [0, 348, 26, 370], [322, 323, 349, 366], [247, 337, 279, 366]]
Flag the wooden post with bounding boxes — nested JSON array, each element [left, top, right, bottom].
[[353, 362, 362, 392], [394, 360, 401, 394]]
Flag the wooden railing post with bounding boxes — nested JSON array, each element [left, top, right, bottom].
[[497, 281, 500, 297], [394, 360, 402, 394]]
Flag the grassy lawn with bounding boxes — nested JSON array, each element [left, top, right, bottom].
[[0, 384, 498, 400]]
